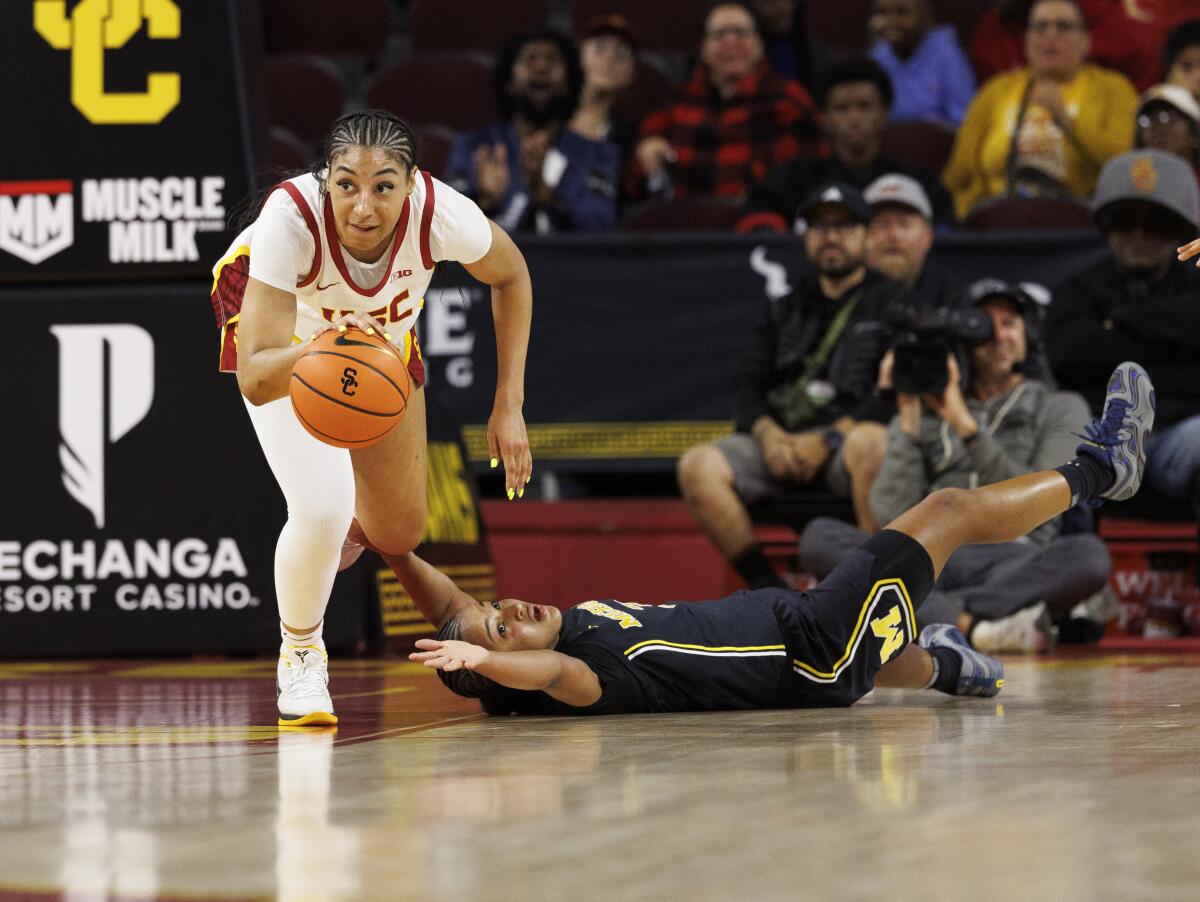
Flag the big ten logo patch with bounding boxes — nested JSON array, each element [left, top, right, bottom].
[[35, 0, 182, 125]]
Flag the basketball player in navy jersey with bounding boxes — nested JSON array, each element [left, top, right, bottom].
[[398, 362, 1153, 715]]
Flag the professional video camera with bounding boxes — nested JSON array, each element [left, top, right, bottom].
[[886, 305, 993, 395]]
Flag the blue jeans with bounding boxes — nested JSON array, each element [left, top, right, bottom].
[[1146, 415, 1200, 510]]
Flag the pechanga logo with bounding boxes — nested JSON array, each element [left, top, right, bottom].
[[0, 180, 74, 264], [51, 325, 154, 529], [34, 0, 182, 125]]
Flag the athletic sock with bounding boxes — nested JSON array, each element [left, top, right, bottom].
[[732, 546, 786, 590], [928, 646, 962, 695], [1056, 455, 1115, 507], [281, 621, 326, 652]]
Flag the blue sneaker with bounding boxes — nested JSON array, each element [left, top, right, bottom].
[[919, 624, 1005, 698], [1075, 361, 1155, 503]]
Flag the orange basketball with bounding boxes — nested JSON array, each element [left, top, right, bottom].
[[289, 329, 411, 448]]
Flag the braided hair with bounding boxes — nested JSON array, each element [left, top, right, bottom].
[[311, 109, 420, 195], [432, 614, 550, 716]]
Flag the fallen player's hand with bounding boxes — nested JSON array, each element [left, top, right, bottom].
[[410, 638, 489, 672], [1178, 238, 1200, 265]]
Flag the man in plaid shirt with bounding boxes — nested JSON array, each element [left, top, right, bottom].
[[633, 1, 823, 200]]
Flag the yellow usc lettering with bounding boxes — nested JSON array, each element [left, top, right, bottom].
[[34, 0, 181, 124]]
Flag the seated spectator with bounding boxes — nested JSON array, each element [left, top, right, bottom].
[[738, 56, 954, 232], [677, 184, 901, 588], [971, 0, 1164, 91], [868, 0, 976, 127], [864, 174, 963, 309], [1135, 84, 1200, 176], [632, 1, 822, 201], [1045, 149, 1200, 520], [1165, 19, 1200, 105], [801, 279, 1110, 654], [568, 16, 638, 156], [750, 0, 829, 92], [944, 0, 1138, 221], [444, 28, 619, 233]]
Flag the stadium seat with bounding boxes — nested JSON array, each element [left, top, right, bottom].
[[406, 0, 550, 53], [264, 54, 347, 144], [880, 121, 956, 174], [613, 57, 676, 134], [366, 53, 497, 131], [622, 198, 743, 231], [930, 0, 993, 49], [572, 0, 709, 52], [267, 126, 313, 172], [805, 0, 871, 51], [413, 125, 457, 179], [262, 0, 393, 58], [963, 196, 1096, 230]]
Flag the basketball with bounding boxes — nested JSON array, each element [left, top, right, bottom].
[[289, 328, 411, 448]]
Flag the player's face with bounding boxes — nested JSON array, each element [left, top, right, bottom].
[[971, 299, 1027, 381], [804, 207, 867, 277], [580, 34, 636, 94], [867, 205, 932, 286], [1025, 0, 1090, 81], [1168, 47, 1200, 102], [824, 82, 888, 155], [460, 598, 562, 652], [327, 146, 414, 263], [701, 5, 764, 86]]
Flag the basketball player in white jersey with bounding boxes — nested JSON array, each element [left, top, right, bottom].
[[212, 110, 532, 725]]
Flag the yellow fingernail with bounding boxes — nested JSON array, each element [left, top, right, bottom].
[[490, 458, 498, 468], [525, 475, 531, 485], [338, 324, 347, 333], [366, 327, 375, 335], [518, 488, 524, 498], [507, 488, 515, 500], [384, 331, 393, 341], [310, 333, 317, 341]]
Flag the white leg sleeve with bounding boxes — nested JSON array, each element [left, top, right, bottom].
[[243, 396, 356, 631]]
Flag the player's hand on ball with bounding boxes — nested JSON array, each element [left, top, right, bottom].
[[1178, 238, 1200, 265], [410, 638, 489, 671], [488, 404, 532, 500], [311, 313, 396, 352]]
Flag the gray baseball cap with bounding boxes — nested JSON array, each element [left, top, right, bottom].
[[1092, 149, 1199, 234], [864, 173, 933, 221]]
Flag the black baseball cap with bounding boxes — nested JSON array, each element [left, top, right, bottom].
[[799, 183, 871, 225], [965, 278, 1032, 309]]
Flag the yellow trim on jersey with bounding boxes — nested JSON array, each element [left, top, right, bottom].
[[211, 243, 251, 295], [624, 639, 787, 656], [218, 312, 240, 368], [791, 578, 917, 683]]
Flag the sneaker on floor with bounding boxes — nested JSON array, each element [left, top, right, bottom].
[[277, 645, 337, 727], [920, 624, 1005, 698], [971, 602, 1057, 655], [1076, 361, 1155, 503]]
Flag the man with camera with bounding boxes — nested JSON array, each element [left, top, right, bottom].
[[679, 183, 900, 590], [800, 280, 1112, 653]]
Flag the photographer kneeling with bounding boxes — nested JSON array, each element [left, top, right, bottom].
[[800, 280, 1112, 653]]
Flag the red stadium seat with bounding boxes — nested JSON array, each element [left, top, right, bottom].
[[963, 196, 1096, 230], [573, 0, 709, 52], [267, 126, 313, 172], [805, 0, 872, 51], [366, 53, 497, 131], [622, 198, 743, 231], [930, 0, 993, 49], [613, 57, 676, 134], [413, 125, 457, 180], [262, 0, 393, 58], [406, 0, 550, 53], [880, 121, 956, 175], [264, 54, 347, 144]]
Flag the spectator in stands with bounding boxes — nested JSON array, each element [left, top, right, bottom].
[[1165, 19, 1200, 105], [568, 16, 638, 160], [632, 1, 822, 201], [868, 0, 976, 127], [865, 174, 963, 309], [444, 28, 619, 233], [801, 279, 1110, 654], [750, 0, 829, 92], [971, 0, 1164, 92], [944, 0, 1138, 221], [678, 184, 901, 588], [737, 56, 954, 232], [1047, 149, 1200, 520], [1134, 84, 1200, 174]]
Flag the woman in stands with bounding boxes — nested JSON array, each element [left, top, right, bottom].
[[211, 110, 532, 726]]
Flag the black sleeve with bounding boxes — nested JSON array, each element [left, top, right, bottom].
[[550, 635, 648, 716], [742, 161, 803, 220], [1044, 276, 1155, 393], [733, 297, 779, 433]]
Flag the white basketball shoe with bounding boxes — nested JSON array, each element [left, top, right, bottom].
[[277, 645, 338, 727]]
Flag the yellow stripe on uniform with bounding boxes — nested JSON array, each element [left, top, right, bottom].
[[624, 639, 787, 661], [791, 578, 918, 684], [211, 243, 250, 295]]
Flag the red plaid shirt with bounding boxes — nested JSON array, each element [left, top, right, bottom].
[[637, 61, 824, 199]]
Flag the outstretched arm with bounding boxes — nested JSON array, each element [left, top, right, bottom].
[[385, 552, 475, 629], [410, 639, 602, 708]]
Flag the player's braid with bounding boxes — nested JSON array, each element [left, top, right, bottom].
[[314, 109, 419, 192], [433, 616, 493, 700]]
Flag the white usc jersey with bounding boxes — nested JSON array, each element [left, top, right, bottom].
[[210, 170, 491, 373]]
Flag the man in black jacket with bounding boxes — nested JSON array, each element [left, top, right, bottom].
[[679, 184, 902, 589], [1046, 149, 1200, 518]]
